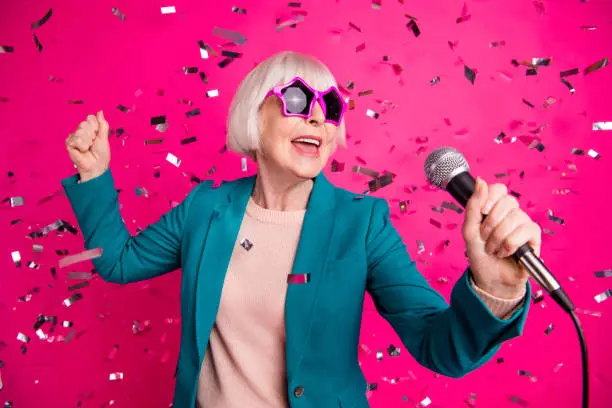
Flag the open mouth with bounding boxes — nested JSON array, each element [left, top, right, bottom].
[[291, 136, 321, 157]]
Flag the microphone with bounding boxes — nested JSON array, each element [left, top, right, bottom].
[[424, 146, 574, 313]]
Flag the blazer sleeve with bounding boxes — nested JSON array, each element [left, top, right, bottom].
[[365, 198, 531, 378], [61, 168, 206, 284]]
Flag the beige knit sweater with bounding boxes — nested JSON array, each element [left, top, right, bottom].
[[196, 196, 525, 408]]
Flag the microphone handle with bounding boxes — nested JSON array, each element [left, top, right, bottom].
[[446, 172, 575, 313]]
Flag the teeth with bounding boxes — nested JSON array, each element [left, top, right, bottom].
[[293, 137, 320, 146]]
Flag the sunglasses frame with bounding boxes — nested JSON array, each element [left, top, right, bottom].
[[264, 76, 347, 126]]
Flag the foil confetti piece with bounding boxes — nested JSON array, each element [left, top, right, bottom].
[[33, 244, 43, 253], [145, 138, 164, 145], [240, 237, 253, 251], [352, 166, 378, 177], [407, 19, 420, 37], [456, 2, 471, 23], [232, 6, 247, 14], [17, 332, 30, 343], [594, 270, 612, 278], [356, 43, 366, 52], [11, 251, 21, 267], [241, 157, 247, 171], [545, 323, 554, 335], [58, 248, 102, 268], [33, 33, 43, 52], [331, 160, 345, 172], [184, 66, 198, 74], [0, 46, 15, 53], [593, 122, 612, 131], [287, 273, 310, 284], [464, 65, 476, 84], [376, 350, 383, 361], [117, 104, 130, 113], [417, 240, 425, 254], [584, 57, 608, 75], [31, 8, 53, 29], [132, 320, 152, 335], [186, 108, 200, 118], [510, 395, 528, 406], [181, 136, 197, 145], [68, 281, 90, 291], [366, 109, 379, 119], [151, 115, 166, 125], [594, 289, 611, 303], [276, 14, 305, 32], [212, 27, 247, 45], [109, 372, 124, 381], [547, 211, 564, 225], [368, 173, 394, 192], [420, 396, 432, 407], [489, 40, 506, 47], [387, 344, 401, 357], [206, 89, 219, 98], [63, 293, 83, 307], [166, 152, 181, 167], [161, 6, 176, 14], [560, 68, 579, 77], [561, 78, 575, 93], [218, 57, 233, 68], [112, 7, 126, 21]]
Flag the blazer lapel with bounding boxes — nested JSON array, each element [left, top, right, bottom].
[[194, 175, 255, 361], [284, 172, 336, 382]]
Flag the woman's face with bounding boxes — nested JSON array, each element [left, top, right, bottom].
[[255, 93, 339, 181]]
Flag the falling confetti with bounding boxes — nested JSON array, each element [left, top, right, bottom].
[[31, 8, 53, 29], [584, 57, 608, 75]]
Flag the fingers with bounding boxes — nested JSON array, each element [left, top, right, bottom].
[[86, 114, 99, 134], [96, 110, 109, 140], [480, 194, 519, 241], [481, 183, 508, 215], [484, 208, 533, 257]]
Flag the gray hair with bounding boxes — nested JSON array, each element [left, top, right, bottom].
[[226, 50, 347, 160]]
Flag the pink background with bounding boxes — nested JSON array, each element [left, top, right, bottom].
[[1, 0, 611, 407]]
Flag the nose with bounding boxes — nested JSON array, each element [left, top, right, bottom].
[[308, 99, 325, 126]]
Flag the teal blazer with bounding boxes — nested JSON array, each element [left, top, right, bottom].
[[61, 168, 530, 408]]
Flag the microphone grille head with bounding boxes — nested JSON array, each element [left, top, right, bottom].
[[424, 146, 470, 189]]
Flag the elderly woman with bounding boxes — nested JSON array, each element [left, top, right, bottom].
[[63, 51, 539, 408]]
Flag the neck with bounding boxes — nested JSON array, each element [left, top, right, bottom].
[[251, 165, 315, 211]]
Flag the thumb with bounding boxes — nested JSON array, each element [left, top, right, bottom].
[[463, 177, 487, 238], [96, 110, 109, 140]]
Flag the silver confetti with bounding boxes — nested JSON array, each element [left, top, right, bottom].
[[376, 350, 383, 361], [111, 7, 126, 21], [67, 272, 93, 280], [206, 89, 219, 98], [241, 157, 247, 172], [166, 152, 181, 167], [16, 332, 29, 343], [366, 109, 379, 119], [545, 323, 554, 335], [212, 27, 247, 45], [594, 270, 612, 278], [10, 196, 24, 207], [232, 6, 247, 14], [109, 372, 124, 381], [32, 244, 43, 253], [594, 289, 612, 303], [63, 293, 83, 307], [160, 6, 176, 14], [593, 121, 612, 131], [11, 251, 21, 267]]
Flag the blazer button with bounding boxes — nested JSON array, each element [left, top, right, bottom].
[[293, 386, 305, 398]]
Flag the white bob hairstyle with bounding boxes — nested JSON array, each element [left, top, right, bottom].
[[226, 50, 347, 160]]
